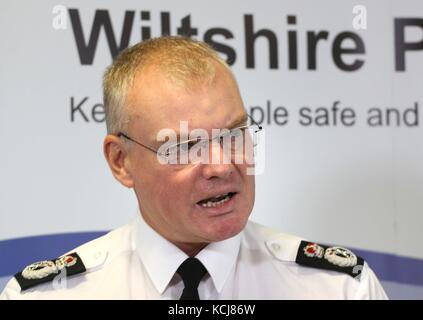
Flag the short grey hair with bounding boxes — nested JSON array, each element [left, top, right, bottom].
[[102, 36, 231, 134]]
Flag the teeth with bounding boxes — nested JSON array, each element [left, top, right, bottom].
[[201, 194, 231, 208]]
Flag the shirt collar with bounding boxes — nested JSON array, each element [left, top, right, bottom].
[[133, 213, 241, 295], [195, 231, 241, 293], [134, 213, 188, 294]]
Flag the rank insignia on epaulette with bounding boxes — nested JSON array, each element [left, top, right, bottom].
[[296, 241, 364, 280], [14, 252, 86, 291]]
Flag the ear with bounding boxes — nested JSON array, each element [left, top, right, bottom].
[[103, 134, 134, 188]]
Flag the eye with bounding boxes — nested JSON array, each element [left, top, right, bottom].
[[174, 142, 187, 153], [163, 145, 179, 157], [174, 141, 195, 154], [187, 140, 199, 149]]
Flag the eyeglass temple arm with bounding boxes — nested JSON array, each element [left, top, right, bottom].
[[247, 114, 263, 130], [117, 132, 164, 155]]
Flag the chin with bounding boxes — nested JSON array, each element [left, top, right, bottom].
[[204, 213, 249, 242]]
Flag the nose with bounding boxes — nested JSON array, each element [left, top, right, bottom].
[[200, 139, 234, 180], [201, 161, 234, 180]]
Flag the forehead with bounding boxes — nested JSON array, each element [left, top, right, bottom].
[[127, 65, 246, 139]]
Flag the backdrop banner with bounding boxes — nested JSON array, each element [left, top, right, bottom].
[[1, 0, 422, 299]]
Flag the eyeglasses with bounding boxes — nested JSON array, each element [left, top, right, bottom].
[[117, 115, 263, 165]]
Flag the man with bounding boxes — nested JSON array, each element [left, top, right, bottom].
[[1, 36, 387, 299]]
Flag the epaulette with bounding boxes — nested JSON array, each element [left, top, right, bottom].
[[14, 253, 86, 291], [295, 241, 364, 280]]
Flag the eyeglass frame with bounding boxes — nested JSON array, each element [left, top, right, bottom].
[[116, 114, 263, 160]]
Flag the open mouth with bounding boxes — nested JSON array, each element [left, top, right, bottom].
[[197, 192, 237, 208]]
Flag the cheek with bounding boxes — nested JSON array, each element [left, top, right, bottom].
[[239, 165, 256, 196], [159, 185, 189, 210], [248, 176, 255, 202], [237, 173, 255, 219], [151, 171, 197, 210]]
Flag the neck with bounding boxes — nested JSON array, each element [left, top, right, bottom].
[[140, 210, 209, 257], [175, 241, 208, 257]]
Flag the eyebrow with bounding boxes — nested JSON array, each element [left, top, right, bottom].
[[227, 114, 249, 129]]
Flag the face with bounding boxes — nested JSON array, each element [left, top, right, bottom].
[[119, 64, 255, 250]]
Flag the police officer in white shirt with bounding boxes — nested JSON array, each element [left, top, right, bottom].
[[1, 36, 387, 300]]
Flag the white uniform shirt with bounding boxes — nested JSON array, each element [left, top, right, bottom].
[[1, 214, 388, 299]]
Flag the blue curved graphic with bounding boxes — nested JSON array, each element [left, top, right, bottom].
[[0, 232, 107, 277], [352, 248, 423, 286], [1, 232, 423, 286]]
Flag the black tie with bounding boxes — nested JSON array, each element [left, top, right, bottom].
[[177, 257, 207, 300]]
